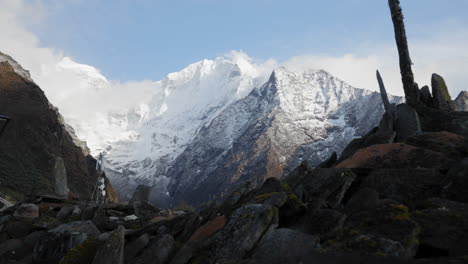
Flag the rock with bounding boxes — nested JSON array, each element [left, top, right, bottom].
[[0, 238, 23, 256], [56, 205, 75, 221], [53, 157, 70, 197], [431, 73, 455, 111], [251, 228, 320, 264], [341, 202, 420, 258], [97, 232, 111, 242], [211, 204, 279, 261], [92, 225, 125, 264], [133, 234, 175, 264], [377, 70, 392, 113], [124, 233, 150, 263], [129, 185, 151, 205], [419, 85, 433, 108], [335, 143, 455, 170], [395, 103, 421, 141], [23, 230, 47, 248], [263, 192, 288, 208], [81, 205, 97, 220], [293, 209, 346, 239], [133, 201, 161, 221], [413, 198, 468, 257], [285, 168, 356, 210], [360, 169, 445, 208], [190, 215, 226, 241], [104, 174, 119, 203], [405, 131, 468, 160], [49, 220, 100, 237], [453, 91, 468, 112], [442, 158, 468, 203], [13, 203, 39, 219], [4, 220, 34, 238], [345, 188, 380, 215]]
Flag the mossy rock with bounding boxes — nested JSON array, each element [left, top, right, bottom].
[[59, 237, 101, 264]]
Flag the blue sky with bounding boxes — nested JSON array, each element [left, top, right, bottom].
[[28, 0, 468, 81]]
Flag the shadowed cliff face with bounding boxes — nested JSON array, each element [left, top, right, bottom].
[[0, 61, 98, 200]]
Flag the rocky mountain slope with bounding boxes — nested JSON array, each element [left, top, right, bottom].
[[0, 53, 100, 201], [165, 68, 402, 207]]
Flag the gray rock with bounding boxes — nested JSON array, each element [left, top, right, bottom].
[[432, 73, 455, 111], [81, 205, 97, 220], [129, 185, 151, 205], [13, 203, 39, 219], [4, 221, 34, 238], [124, 233, 150, 263], [134, 234, 175, 264], [263, 192, 288, 208], [395, 103, 421, 141], [53, 157, 69, 197], [251, 228, 320, 264], [212, 204, 278, 261], [49, 220, 101, 237], [56, 205, 75, 221], [92, 225, 125, 264], [71, 205, 82, 219], [97, 232, 111, 242], [453, 91, 468, 111]]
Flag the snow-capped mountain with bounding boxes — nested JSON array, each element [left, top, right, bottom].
[[164, 68, 402, 207], [6, 49, 402, 207]]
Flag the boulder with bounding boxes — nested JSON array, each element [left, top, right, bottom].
[[395, 103, 421, 141], [285, 167, 356, 210], [413, 198, 468, 257], [129, 185, 151, 205], [124, 233, 150, 263], [251, 228, 320, 264], [190, 215, 226, 241], [335, 143, 455, 170], [4, 220, 34, 238], [405, 131, 468, 160], [360, 169, 445, 208], [345, 188, 380, 215], [441, 158, 468, 203], [56, 205, 75, 221], [92, 225, 125, 264], [419, 85, 433, 108], [293, 209, 346, 239], [431, 73, 455, 111], [211, 204, 279, 261], [13, 203, 39, 220], [132, 234, 175, 264], [53, 157, 69, 197]]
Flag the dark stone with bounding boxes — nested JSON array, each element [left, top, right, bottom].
[[133, 201, 161, 222], [345, 187, 380, 215], [285, 167, 356, 210], [4, 220, 34, 238], [129, 185, 151, 205], [133, 234, 175, 264], [92, 225, 125, 264], [81, 205, 97, 220], [360, 169, 445, 208], [293, 209, 346, 239], [431, 73, 455, 111], [377, 70, 391, 113], [251, 228, 320, 264], [453, 91, 468, 112], [395, 103, 421, 141], [419, 86, 433, 108], [124, 233, 150, 263], [13, 203, 39, 220], [442, 158, 468, 203], [413, 198, 468, 257]]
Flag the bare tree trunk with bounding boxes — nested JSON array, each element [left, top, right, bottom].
[[388, 0, 419, 102]]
